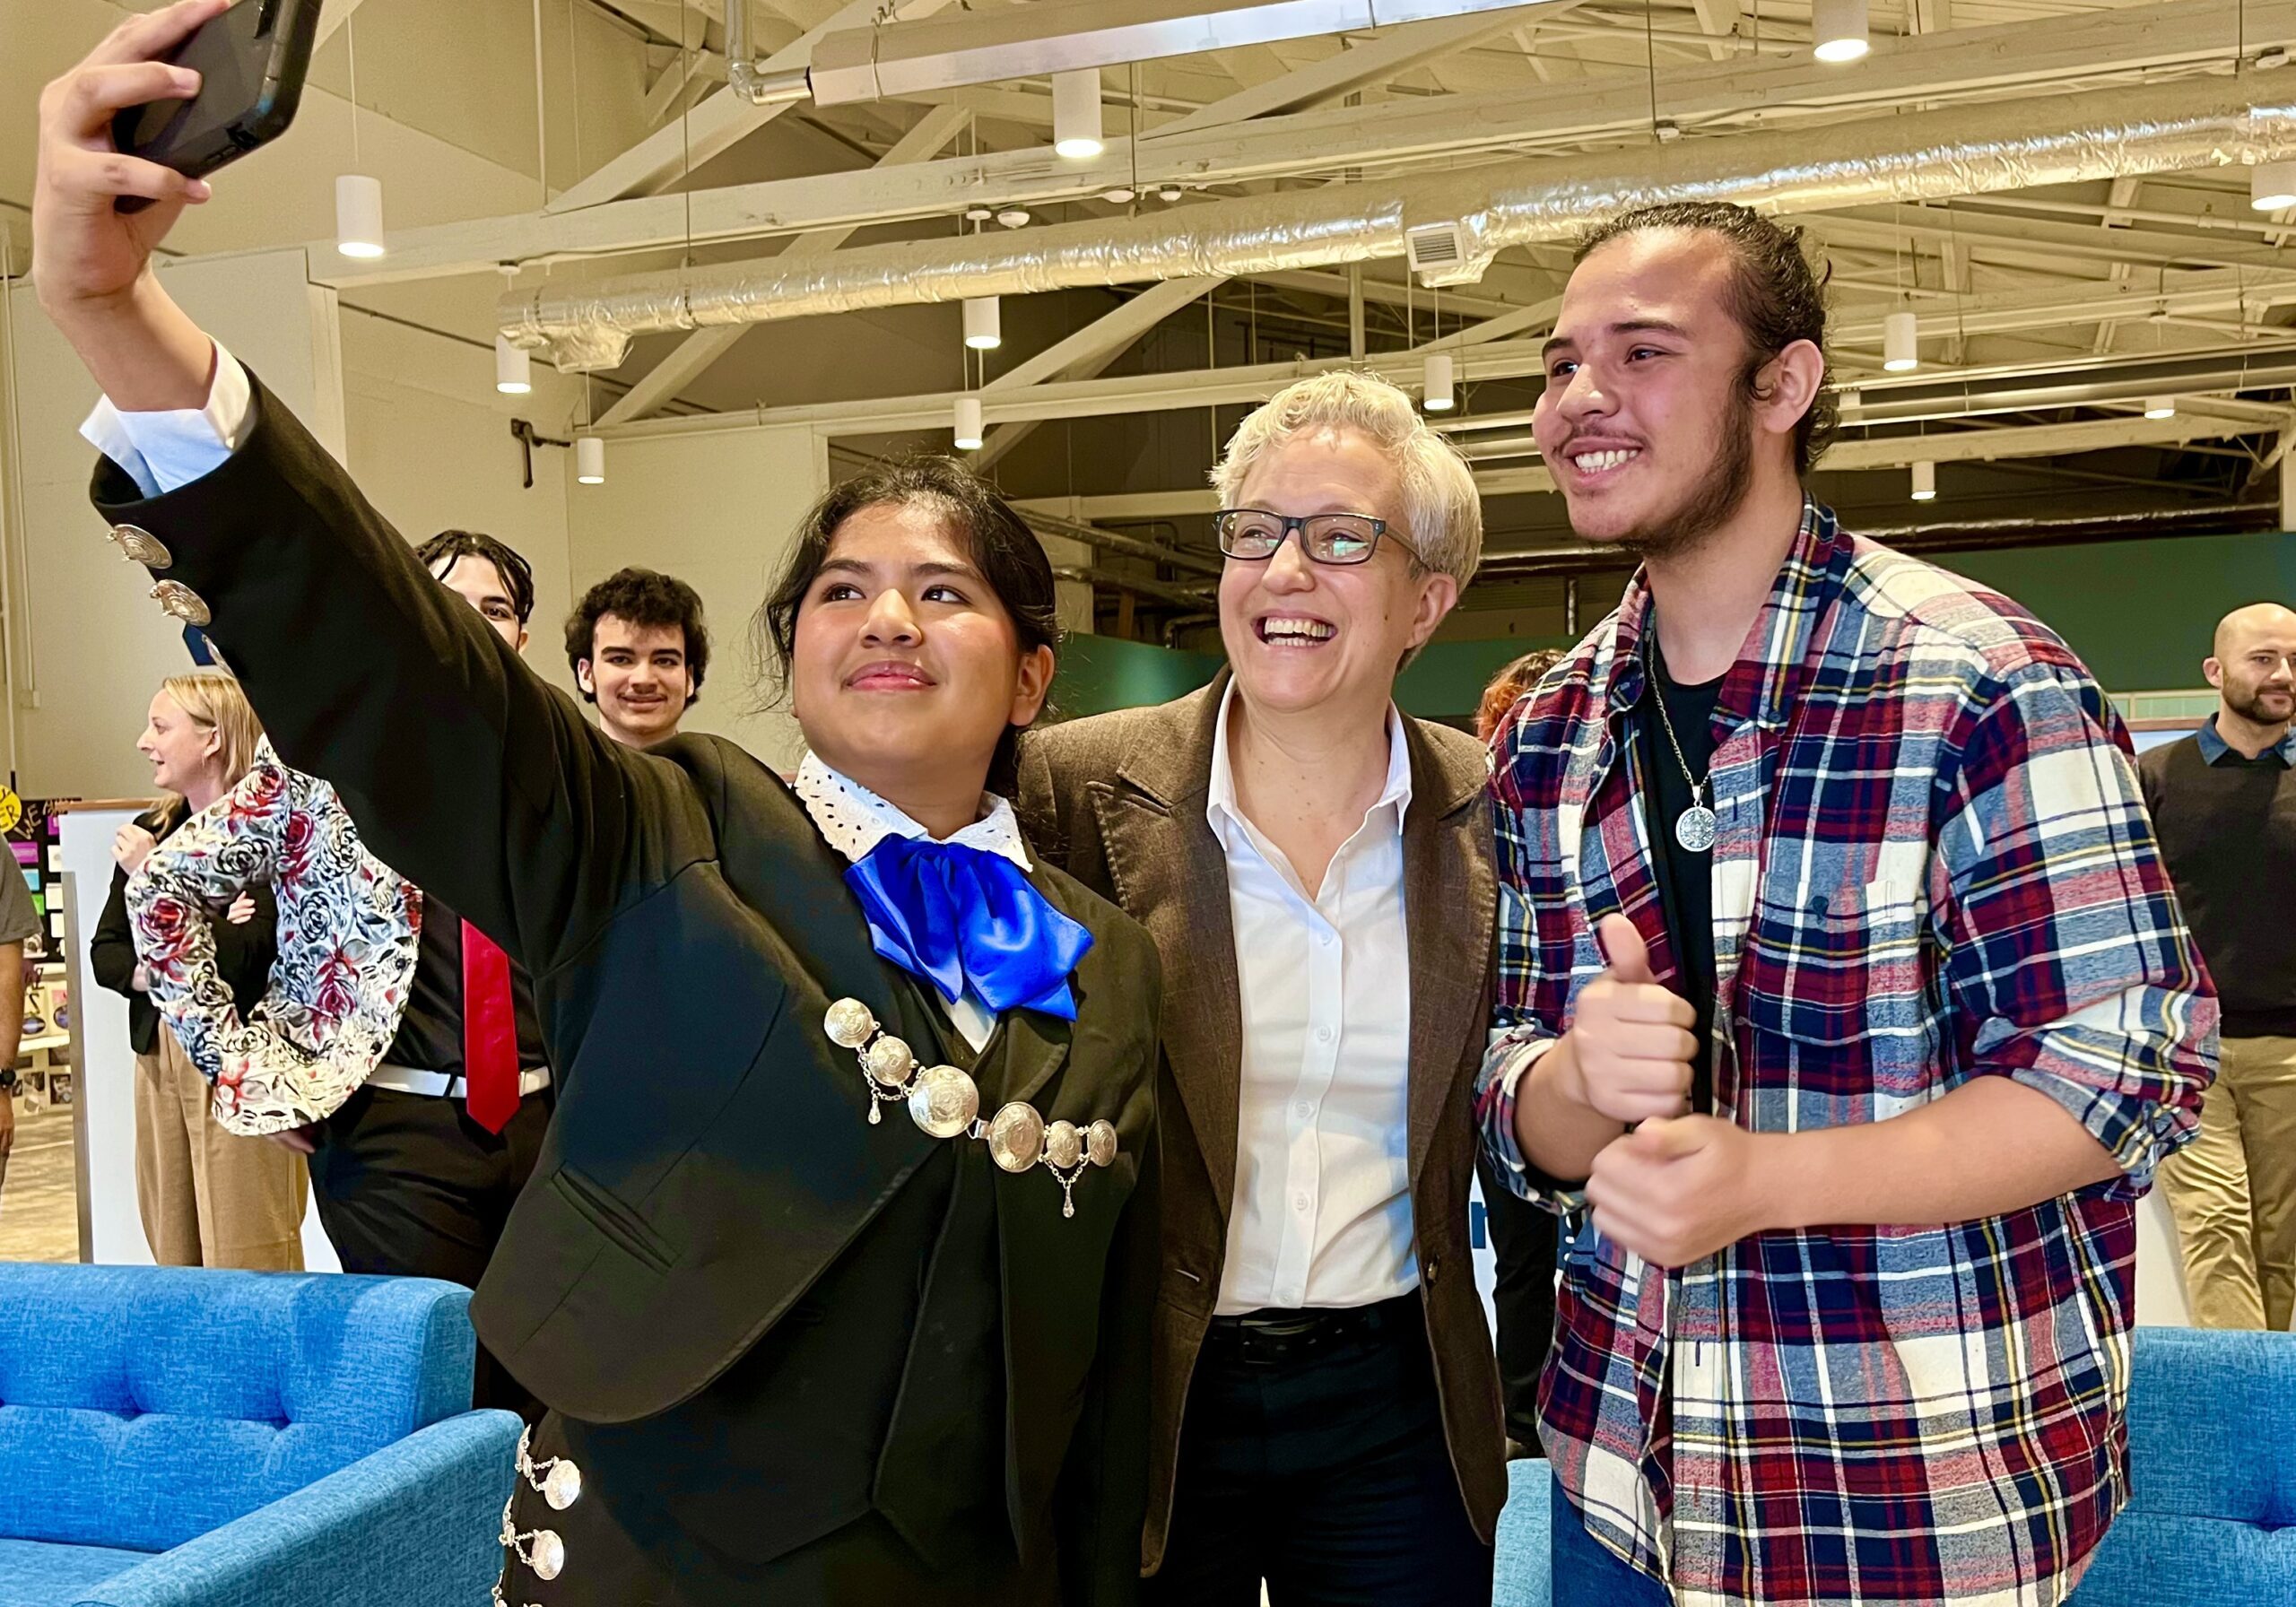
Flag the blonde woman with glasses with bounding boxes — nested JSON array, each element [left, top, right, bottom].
[[89, 671, 307, 1269]]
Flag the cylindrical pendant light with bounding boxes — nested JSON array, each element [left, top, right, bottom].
[[1812, 0, 1871, 62], [2253, 160, 2296, 210], [575, 435, 605, 484], [1909, 461, 1936, 501], [1422, 352, 1456, 412], [1883, 308, 1919, 372], [335, 173, 386, 259], [2144, 395, 2177, 419], [962, 298, 1002, 351], [953, 395, 985, 451], [1052, 70, 1103, 160], [495, 334, 532, 395]]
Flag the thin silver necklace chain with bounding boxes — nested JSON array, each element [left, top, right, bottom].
[[1646, 644, 1720, 854]]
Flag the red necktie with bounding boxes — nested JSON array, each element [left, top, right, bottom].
[[461, 919, 521, 1134]]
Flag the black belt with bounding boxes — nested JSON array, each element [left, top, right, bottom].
[[1204, 1290, 1420, 1368]]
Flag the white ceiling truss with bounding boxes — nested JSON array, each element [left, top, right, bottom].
[[109, 0, 2294, 560]]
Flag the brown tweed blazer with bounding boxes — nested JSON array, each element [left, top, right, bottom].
[[1015, 675, 1507, 1575]]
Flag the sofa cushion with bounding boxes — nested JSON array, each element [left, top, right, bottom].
[[2124, 1325, 2296, 1525], [2075, 1512, 2296, 1607], [0, 1268, 474, 1553], [0, 1537, 151, 1607], [1494, 1458, 1554, 1607]]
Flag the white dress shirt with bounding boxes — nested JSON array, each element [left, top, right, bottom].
[[83, 339, 251, 497], [84, 352, 1026, 1057], [1206, 680, 1417, 1316]]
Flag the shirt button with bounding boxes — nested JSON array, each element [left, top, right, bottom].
[[1294, 1194, 1310, 1212], [1318, 930, 1335, 947], [1316, 1024, 1335, 1044], [1296, 1100, 1314, 1117]]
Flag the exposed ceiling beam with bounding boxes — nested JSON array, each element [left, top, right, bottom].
[[1255, 269, 1523, 321], [976, 275, 1226, 466], [1421, 293, 1563, 349], [310, 0, 2296, 289], [1152, 11, 1549, 135], [803, 0, 1574, 106], [596, 104, 973, 425], [548, 0, 955, 211], [317, 0, 375, 47]]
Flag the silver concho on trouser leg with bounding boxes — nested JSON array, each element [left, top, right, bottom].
[[826, 1001, 1119, 1219], [494, 1425, 582, 1605]]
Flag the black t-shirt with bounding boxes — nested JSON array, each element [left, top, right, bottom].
[[1639, 635, 1723, 1114]]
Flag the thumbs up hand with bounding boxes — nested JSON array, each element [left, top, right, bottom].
[[1587, 1114, 1766, 1269], [1553, 915, 1697, 1126]]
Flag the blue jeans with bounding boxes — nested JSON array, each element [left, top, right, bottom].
[[1550, 1477, 1671, 1607]]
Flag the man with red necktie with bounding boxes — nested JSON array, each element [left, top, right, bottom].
[[254, 528, 554, 1416]]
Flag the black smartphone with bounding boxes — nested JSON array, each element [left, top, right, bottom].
[[112, 0, 323, 213]]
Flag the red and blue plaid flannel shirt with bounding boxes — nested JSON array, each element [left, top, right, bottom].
[[1478, 501, 2216, 1607]]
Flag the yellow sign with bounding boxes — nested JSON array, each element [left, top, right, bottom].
[[0, 790, 21, 833]]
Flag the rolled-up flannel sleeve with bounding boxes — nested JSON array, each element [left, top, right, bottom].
[[1933, 664, 2218, 1197], [1477, 744, 1577, 1208]]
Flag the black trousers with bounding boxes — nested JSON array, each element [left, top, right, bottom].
[[307, 1082, 552, 1418], [1146, 1292, 1493, 1607], [1476, 1151, 1558, 1450]]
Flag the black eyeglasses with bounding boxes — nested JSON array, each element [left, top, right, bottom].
[[1213, 509, 1425, 568]]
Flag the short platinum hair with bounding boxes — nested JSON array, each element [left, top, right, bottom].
[[1210, 369, 1483, 589]]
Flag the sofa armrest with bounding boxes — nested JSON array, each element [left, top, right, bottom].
[[75, 1410, 522, 1607]]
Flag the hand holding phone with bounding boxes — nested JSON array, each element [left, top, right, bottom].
[[113, 0, 320, 213]]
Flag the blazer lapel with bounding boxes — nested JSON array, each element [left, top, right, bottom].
[[1401, 717, 1497, 1189], [1090, 683, 1243, 1222]]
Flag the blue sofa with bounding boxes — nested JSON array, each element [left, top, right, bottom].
[[0, 1265, 521, 1607], [1499, 1325, 2296, 1607]]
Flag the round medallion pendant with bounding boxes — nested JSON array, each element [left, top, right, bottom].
[[907, 1064, 981, 1139], [863, 1035, 917, 1087], [1044, 1119, 1083, 1171], [823, 997, 877, 1048], [987, 1103, 1047, 1172], [1674, 804, 1718, 854], [1084, 1119, 1119, 1168]]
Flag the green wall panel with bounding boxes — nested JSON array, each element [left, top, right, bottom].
[[1932, 530, 2296, 694], [1048, 529, 2296, 720]]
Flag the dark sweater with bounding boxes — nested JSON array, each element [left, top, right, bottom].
[[86, 804, 279, 1056], [2139, 733, 2296, 1038]]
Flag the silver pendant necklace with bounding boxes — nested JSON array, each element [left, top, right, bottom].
[[1648, 649, 1718, 854]]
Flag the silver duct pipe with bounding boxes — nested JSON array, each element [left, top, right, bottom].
[[506, 76, 2296, 371], [1022, 508, 1225, 578]]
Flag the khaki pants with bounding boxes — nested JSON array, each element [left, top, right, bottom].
[[2161, 1034, 2296, 1332], [134, 1028, 308, 1270]]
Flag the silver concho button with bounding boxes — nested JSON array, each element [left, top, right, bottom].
[[863, 1035, 916, 1087], [823, 997, 877, 1048], [1085, 1119, 1119, 1168], [987, 1102, 1046, 1172], [149, 579, 211, 626], [530, 1529, 565, 1581], [907, 1064, 981, 1139], [109, 524, 173, 569], [544, 1459, 582, 1510], [1044, 1118, 1083, 1170]]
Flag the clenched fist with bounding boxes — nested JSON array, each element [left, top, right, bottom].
[[1555, 915, 1695, 1125]]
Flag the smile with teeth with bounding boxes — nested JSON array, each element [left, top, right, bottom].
[[1259, 617, 1335, 646], [1571, 447, 1641, 473]]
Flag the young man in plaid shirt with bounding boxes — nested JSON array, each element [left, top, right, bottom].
[[1477, 202, 2218, 1607]]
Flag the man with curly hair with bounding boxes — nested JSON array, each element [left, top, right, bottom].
[[564, 567, 709, 748]]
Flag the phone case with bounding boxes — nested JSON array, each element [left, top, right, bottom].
[[112, 0, 322, 201]]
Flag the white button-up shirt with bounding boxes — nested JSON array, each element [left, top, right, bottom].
[[1205, 681, 1417, 1316]]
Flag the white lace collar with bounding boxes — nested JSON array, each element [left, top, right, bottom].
[[793, 752, 1032, 873]]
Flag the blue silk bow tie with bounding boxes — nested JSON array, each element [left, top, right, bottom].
[[844, 836, 1094, 1021]]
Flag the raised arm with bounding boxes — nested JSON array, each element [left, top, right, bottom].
[[36, 5, 707, 973]]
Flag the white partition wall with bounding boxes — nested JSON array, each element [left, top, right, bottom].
[[59, 809, 338, 1272]]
